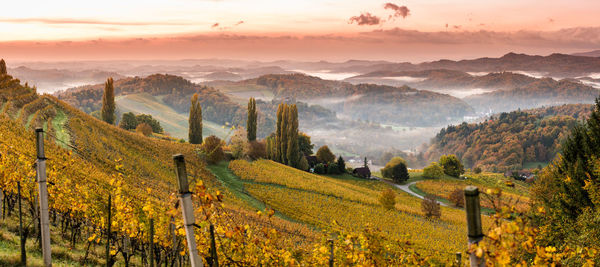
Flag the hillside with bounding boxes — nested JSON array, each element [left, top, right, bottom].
[[464, 78, 599, 113], [425, 104, 594, 172], [220, 73, 475, 126], [7, 66, 124, 93], [55, 74, 277, 137], [0, 73, 319, 265]]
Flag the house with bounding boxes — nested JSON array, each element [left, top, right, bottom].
[[504, 170, 534, 181], [353, 167, 371, 179]]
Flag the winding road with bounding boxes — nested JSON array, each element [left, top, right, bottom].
[[372, 176, 450, 207]]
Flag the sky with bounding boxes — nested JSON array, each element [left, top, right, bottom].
[[1, 0, 600, 62]]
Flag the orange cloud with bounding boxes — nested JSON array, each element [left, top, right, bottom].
[[349, 13, 382, 26], [384, 3, 410, 19]]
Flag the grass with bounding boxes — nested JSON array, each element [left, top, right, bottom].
[[0, 212, 107, 266], [227, 160, 477, 263], [51, 109, 70, 148], [523, 161, 548, 170], [115, 93, 230, 140], [206, 161, 266, 211]]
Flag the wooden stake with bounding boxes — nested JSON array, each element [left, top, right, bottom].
[[328, 239, 334, 267], [209, 224, 218, 267], [150, 218, 155, 267], [455, 252, 462, 266], [464, 186, 484, 267], [106, 194, 112, 267], [173, 154, 203, 267], [35, 127, 52, 266], [17, 181, 26, 266]]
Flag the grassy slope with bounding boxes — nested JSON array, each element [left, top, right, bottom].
[[226, 159, 478, 263], [116, 93, 230, 140]]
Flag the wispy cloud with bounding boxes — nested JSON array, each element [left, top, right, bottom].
[[349, 13, 382, 26], [0, 17, 189, 26]]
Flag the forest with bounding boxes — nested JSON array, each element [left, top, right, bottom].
[[426, 104, 594, 171]]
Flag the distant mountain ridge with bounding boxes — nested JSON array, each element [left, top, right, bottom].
[[571, 50, 600, 57], [333, 53, 600, 78]]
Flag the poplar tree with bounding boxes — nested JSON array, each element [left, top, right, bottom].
[[286, 104, 300, 167], [189, 93, 203, 144], [247, 97, 257, 141], [0, 59, 6, 75], [101, 77, 116, 124], [280, 105, 289, 164], [275, 104, 284, 162]]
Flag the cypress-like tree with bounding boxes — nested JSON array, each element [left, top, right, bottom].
[[286, 104, 300, 167], [0, 59, 6, 75], [275, 104, 284, 162], [189, 93, 203, 144], [280, 105, 289, 164], [247, 97, 257, 141], [101, 77, 116, 124]]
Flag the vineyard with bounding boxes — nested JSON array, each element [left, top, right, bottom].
[[1, 71, 594, 266]]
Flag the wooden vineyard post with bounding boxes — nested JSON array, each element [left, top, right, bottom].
[[150, 218, 155, 267], [35, 128, 52, 266], [17, 181, 26, 265], [455, 252, 462, 266], [170, 217, 180, 266], [0, 188, 3, 220], [328, 239, 334, 267], [106, 194, 112, 267], [209, 224, 218, 267], [173, 154, 203, 267], [464, 186, 484, 267]]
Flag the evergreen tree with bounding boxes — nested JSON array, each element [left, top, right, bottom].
[[101, 77, 116, 124], [337, 156, 346, 173], [247, 97, 257, 141], [286, 104, 300, 167], [189, 93, 203, 144], [0, 59, 6, 75]]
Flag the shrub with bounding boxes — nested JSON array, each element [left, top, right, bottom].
[[421, 194, 441, 219], [448, 189, 465, 208], [247, 140, 266, 160], [422, 162, 444, 179], [298, 156, 309, 171], [379, 189, 396, 210], [314, 163, 326, 174], [135, 123, 153, 136], [327, 163, 341, 175], [439, 154, 464, 178], [202, 135, 225, 164], [382, 157, 409, 183], [473, 167, 482, 174]]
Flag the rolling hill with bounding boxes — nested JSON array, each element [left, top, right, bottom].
[[425, 104, 594, 172], [215, 73, 475, 126]]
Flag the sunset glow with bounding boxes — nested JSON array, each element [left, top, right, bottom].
[[1, 0, 599, 61]]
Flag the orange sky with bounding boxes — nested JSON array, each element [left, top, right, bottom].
[[1, 0, 599, 61]]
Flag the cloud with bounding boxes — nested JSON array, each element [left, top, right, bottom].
[[349, 13, 382, 26], [0, 18, 187, 26], [211, 23, 219, 28], [384, 3, 410, 19], [235, 21, 244, 26]]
